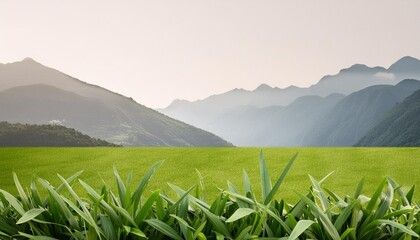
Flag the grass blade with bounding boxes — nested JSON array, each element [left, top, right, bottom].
[[134, 190, 160, 225], [243, 169, 253, 195], [353, 177, 364, 199], [371, 219, 419, 237], [18, 232, 59, 240], [260, 150, 272, 203], [366, 178, 387, 212], [145, 219, 183, 240], [16, 208, 46, 224], [309, 174, 330, 214], [264, 153, 297, 205], [296, 192, 340, 240], [0, 190, 25, 216], [288, 220, 314, 240], [13, 172, 30, 210], [334, 201, 356, 231], [196, 204, 232, 238], [113, 166, 128, 208], [132, 161, 163, 210], [226, 208, 256, 223]]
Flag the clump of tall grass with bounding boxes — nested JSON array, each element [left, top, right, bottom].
[[0, 152, 419, 239]]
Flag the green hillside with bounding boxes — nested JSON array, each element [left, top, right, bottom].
[[0, 122, 119, 146], [356, 89, 420, 146]]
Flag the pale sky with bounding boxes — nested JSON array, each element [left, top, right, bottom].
[[1, 1, 420, 108]]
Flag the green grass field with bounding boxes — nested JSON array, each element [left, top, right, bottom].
[[0, 147, 419, 202]]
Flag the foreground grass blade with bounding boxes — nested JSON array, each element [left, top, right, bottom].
[[260, 150, 272, 203], [296, 192, 341, 240], [132, 161, 164, 209], [369, 219, 419, 237], [145, 219, 183, 240], [16, 208, 46, 224], [19, 232, 59, 240], [366, 177, 387, 212], [287, 220, 314, 240], [196, 204, 232, 238], [264, 153, 297, 205], [309, 175, 330, 214], [353, 177, 364, 199], [0, 190, 25, 216], [13, 172, 30, 210], [226, 208, 256, 223]]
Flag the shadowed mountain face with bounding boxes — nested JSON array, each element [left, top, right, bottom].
[[159, 56, 420, 146], [302, 79, 420, 146], [356, 89, 420, 147], [0, 59, 232, 146]]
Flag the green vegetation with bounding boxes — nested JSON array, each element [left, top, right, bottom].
[[0, 148, 419, 202], [0, 151, 419, 239], [0, 122, 119, 147]]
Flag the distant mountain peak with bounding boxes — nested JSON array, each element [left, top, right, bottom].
[[339, 64, 371, 73], [21, 57, 37, 63], [284, 85, 300, 90], [169, 99, 191, 107], [388, 56, 420, 72], [395, 56, 419, 63], [254, 83, 272, 91], [395, 79, 420, 89]]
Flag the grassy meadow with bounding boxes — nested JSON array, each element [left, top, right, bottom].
[[0, 147, 419, 202]]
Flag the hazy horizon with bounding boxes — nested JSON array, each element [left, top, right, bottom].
[[1, 0, 420, 108]]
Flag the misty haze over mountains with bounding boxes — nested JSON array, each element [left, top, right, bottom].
[[1, 56, 419, 147], [160, 56, 420, 146]]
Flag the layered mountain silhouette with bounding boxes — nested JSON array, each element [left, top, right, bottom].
[[0, 58, 232, 146], [302, 79, 420, 146], [160, 56, 420, 146], [356, 89, 420, 147]]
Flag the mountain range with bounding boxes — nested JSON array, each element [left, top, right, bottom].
[[160, 56, 420, 146], [1, 56, 419, 147], [302, 79, 420, 146], [0, 58, 232, 146]]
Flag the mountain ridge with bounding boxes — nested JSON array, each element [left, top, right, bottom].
[[163, 56, 420, 109], [0, 59, 233, 146], [302, 79, 420, 146]]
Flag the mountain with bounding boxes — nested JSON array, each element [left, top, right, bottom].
[[0, 58, 232, 146], [356, 89, 420, 146], [302, 79, 420, 146], [0, 121, 119, 147], [159, 56, 420, 143]]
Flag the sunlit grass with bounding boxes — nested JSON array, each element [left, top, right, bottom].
[[0, 147, 419, 202]]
